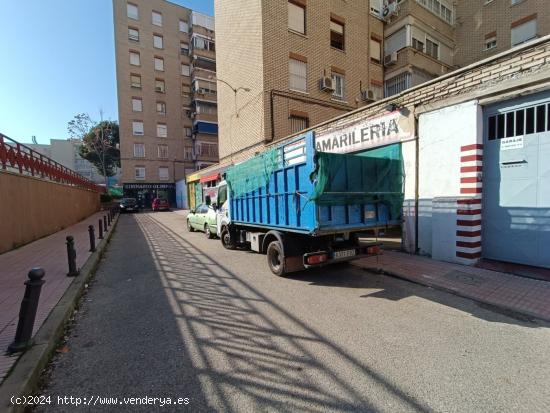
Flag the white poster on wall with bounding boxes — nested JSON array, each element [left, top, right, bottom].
[[315, 110, 414, 154]]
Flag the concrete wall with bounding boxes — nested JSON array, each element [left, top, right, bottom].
[[417, 101, 482, 258], [0, 172, 100, 254]]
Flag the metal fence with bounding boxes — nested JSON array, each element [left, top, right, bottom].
[[0, 133, 104, 193]]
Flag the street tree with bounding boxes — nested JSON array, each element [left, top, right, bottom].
[[67, 113, 120, 186]]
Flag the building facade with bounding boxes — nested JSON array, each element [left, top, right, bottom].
[[215, 0, 385, 162], [27, 139, 116, 185], [380, 0, 550, 96], [113, 0, 218, 205]]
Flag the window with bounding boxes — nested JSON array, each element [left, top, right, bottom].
[[425, 38, 439, 59], [132, 121, 144, 135], [128, 27, 139, 42], [196, 142, 218, 157], [154, 57, 164, 71], [511, 17, 537, 46], [130, 74, 141, 88], [385, 72, 411, 97], [370, 38, 381, 63], [193, 79, 216, 95], [196, 102, 217, 115], [288, 1, 305, 34], [156, 101, 166, 115], [158, 144, 168, 159], [290, 115, 309, 133], [153, 34, 163, 49], [135, 167, 145, 180], [193, 35, 215, 51], [133, 143, 145, 158], [180, 42, 189, 55], [181, 64, 190, 76], [184, 127, 193, 137], [127, 3, 138, 20], [289, 58, 307, 92], [331, 73, 345, 99], [416, 0, 453, 24], [159, 167, 169, 180], [330, 19, 345, 50], [130, 51, 140, 66], [485, 36, 497, 50], [179, 20, 189, 32], [412, 37, 424, 52], [155, 79, 165, 93], [132, 97, 142, 112], [157, 123, 167, 138], [152, 11, 162, 26], [184, 147, 193, 160]]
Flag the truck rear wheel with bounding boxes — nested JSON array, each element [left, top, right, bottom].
[[267, 240, 285, 276], [220, 227, 236, 250]]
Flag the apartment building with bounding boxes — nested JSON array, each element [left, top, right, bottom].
[[27, 139, 118, 185], [379, 0, 550, 96], [113, 0, 218, 204], [215, 0, 384, 161], [454, 0, 550, 66]]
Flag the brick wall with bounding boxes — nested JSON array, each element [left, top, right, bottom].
[[455, 0, 550, 67]]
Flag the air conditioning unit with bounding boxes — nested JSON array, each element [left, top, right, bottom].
[[382, 2, 398, 21], [361, 89, 376, 102], [384, 52, 398, 67], [319, 76, 334, 92]]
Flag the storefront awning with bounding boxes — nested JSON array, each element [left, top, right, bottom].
[[200, 173, 221, 183]]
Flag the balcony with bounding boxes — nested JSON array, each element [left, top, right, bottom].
[[194, 112, 218, 123], [192, 91, 217, 103], [385, 47, 453, 78], [192, 67, 216, 81], [192, 47, 216, 61]]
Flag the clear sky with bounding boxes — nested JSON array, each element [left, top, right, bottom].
[[0, 0, 214, 145]]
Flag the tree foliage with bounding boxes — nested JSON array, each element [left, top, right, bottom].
[[67, 113, 120, 178]]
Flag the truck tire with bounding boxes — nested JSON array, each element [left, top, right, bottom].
[[267, 240, 286, 276], [187, 220, 195, 232], [220, 227, 236, 250]]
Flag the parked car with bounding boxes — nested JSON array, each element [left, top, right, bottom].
[[187, 203, 217, 238], [119, 198, 139, 213], [152, 198, 170, 211]]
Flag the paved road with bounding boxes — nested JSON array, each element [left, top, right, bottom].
[[37, 212, 550, 412]]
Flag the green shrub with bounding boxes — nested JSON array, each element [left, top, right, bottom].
[[100, 193, 113, 203]]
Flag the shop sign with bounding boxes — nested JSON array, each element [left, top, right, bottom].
[[123, 183, 175, 190], [500, 136, 524, 151], [315, 110, 414, 154]]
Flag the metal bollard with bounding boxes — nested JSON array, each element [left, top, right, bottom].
[[88, 225, 96, 252], [103, 215, 108, 232], [108, 212, 111, 226], [98, 219, 104, 239], [8, 268, 46, 353], [66, 236, 79, 277]]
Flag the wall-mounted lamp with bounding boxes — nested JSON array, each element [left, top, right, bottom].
[[385, 102, 410, 116]]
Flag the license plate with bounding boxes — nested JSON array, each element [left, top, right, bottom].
[[334, 249, 356, 259]]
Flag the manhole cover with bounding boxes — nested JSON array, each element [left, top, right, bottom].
[[444, 270, 486, 286]]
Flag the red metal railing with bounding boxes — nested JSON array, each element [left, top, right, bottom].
[[0, 133, 105, 193]]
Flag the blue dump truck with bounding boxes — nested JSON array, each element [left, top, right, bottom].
[[216, 131, 404, 276]]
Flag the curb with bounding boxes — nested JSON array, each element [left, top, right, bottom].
[[353, 263, 549, 323], [0, 213, 120, 413]]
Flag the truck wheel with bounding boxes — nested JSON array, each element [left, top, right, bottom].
[[220, 228, 236, 250], [187, 220, 195, 232], [267, 240, 285, 276], [205, 224, 215, 239]]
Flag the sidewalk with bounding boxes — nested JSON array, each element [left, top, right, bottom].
[[0, 210, 112, 384], [353, 251, 550, 322]]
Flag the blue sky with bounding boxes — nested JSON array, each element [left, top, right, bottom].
[[0, 0, 214, 145]]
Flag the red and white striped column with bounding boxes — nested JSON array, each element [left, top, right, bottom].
[[456, 144, 483, 264]]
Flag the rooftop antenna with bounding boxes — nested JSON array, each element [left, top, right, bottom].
[[32, 135, 37, 144]]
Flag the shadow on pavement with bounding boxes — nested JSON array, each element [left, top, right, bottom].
[[136, 214, 434, 412]]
